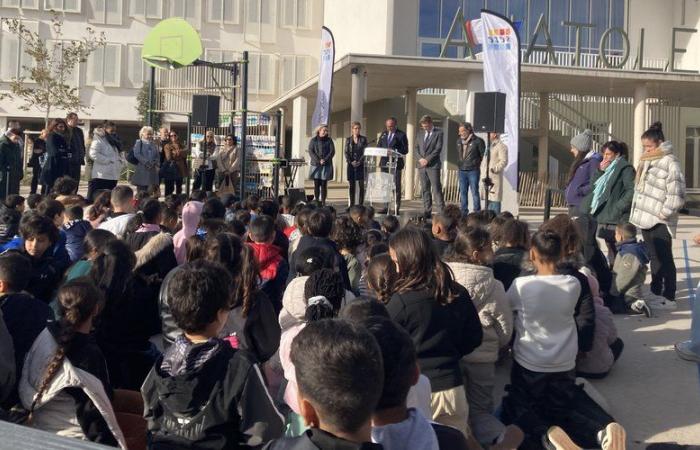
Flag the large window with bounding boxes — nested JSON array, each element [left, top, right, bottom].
[[686, 127, 700, 189], [207, 0, 241, 25], [418, 0, 626, 58], [245, 0, 276, 43], [279, 54, 311, 93], [204, 48, 238, 63], [44, 0, 80, 12], [48, 40, 80, 87], [127, 44, 148, 87], [129, 0, 162, 19], [169, 0, 201, 28], [0, 0, 39, 8], [88, 0, 123, 25], [87, 43, 121, 87], [0, 19, 37, 81], [248, 52, 275, 95], [281, 0, 310, 29]]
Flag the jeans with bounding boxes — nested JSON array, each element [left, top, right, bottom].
[[690, 280, 700, 354], [419, 166, 445, 216], [488, 201, 501, 214], [314, 179, 328, 204], [193, 169, 214, 192], [642, 223, 677, 300], [458, 169, 481, 215]]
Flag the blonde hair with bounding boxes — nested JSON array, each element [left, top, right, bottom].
[[314, 124, 329, 136], [139, 126, 154, 139]]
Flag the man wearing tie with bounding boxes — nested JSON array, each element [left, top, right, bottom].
[[416, 115, 445, 218], [377, 116, 408, 213]]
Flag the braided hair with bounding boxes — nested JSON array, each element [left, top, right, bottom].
[[30, 279, 104, 419], [303, 269, 345, 321], [366, 253, 398, 304]]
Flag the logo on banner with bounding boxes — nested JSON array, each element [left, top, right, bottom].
[[486, 27, 513, 51]]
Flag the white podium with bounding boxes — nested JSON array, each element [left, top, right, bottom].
[[363, 147, 402, 215]]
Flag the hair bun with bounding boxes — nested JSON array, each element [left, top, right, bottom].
[[650, 121, 663, 132]]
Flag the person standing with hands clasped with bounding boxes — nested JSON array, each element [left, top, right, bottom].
[[345, 121, 367, 207], [308, 124, 335, 205], [417, 116, 445, 219], [131, 126, 160, 195], [630, 122, 686, 309], [480, 132, 508, 214], [456, 122, 485, 216]]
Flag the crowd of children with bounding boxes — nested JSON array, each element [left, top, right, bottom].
[[0, 176, 659, 450]]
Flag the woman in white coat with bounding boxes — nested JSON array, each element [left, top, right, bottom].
[[88, 124, 124, 197], [480, 132, 508, 214]]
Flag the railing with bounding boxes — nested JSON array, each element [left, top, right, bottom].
[[518, 49, 668, 71], [418, 88, 447, 95]]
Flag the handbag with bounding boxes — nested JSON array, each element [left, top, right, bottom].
[[159, 160, 179, 181], [218, 174, 235, 195], [126, 140, 141, 165]]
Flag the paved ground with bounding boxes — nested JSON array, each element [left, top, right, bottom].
[[24, 181, 700, 448]]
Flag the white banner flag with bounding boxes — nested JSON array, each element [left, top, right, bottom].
[[467, 11, 521, 214], [311, 26, 335, 129]]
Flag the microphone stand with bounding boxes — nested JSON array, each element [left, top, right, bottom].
[[483, 133, 492, 211]]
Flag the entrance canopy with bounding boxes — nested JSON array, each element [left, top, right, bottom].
[[265, 53, 700, 113]]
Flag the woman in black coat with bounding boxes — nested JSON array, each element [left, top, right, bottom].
[[40, 118, 70, 194], [345, 121, 368, 206], [307, 124, 335, 205], [28, 129, 47, 194]]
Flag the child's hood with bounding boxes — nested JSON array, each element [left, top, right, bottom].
[[617, 239, 650, 265]]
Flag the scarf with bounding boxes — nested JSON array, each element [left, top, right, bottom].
[[106, 132, 121, 151], [590, 157, 620, 214], [635, 147, 666, 185]]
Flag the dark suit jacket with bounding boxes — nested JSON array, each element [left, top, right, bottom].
[[378, 128, 408, 171], [417, 127, 443, 169]]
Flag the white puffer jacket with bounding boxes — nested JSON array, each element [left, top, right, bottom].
[[89, 127, 124, 181], [447, 262, 513, 363], [278, 276, 355, 333], [18, 329, 127, 449], [630, 141, 685, 236]]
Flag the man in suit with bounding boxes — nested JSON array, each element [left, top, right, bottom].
[[378, 117, 408, 213], [417, 115, 445, 218]]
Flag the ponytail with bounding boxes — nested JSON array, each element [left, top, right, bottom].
[[30, 279, 104, 420], [366, 253, 397, 304], [303, 269, 344, 321], [304, 296, 335, 321]]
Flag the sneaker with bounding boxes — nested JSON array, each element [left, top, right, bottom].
[[675, 340, 700, 363], [598, 422, 626, 450], [544, 426, 581, 450], [647, 297, 677, 311], [630, 299, 653, 318]]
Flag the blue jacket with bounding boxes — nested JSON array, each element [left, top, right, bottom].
[[62, 220, 92, 263], [565, 153, 602, 207], [616, 239, 650, 265]]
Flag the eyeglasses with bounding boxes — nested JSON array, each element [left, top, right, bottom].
[[169, 135, 177, 138], [225, 138, 233, 141]]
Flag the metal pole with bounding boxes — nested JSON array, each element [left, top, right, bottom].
[[186, 113, 192, 197], [239, 51, 248, 198], [231, 63, 238, 136], [544, 188, 552, 222], [484, 133, 491, 210], [273, 109, 282, 200], [147, 66, 156, 127]]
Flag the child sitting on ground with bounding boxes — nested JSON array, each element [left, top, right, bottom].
[[62, 205, 92, 263], [445, 226, 514, 447], [611, 222, 653, 315], [248, 215, 289, 311], [381, 215, 400, 239], [264, 319, 384, 449], [141, 260, 283, 448], [492, 219, 533, 291], [432, 213, 457, 256], [20, 279, 126, 448], [501, 231, 619, 449], [332, 216, 363, 294]]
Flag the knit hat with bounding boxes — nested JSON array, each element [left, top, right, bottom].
[[570, 129, 593, 153]]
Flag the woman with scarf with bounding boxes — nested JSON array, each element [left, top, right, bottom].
[[215, 134, 239, 195], [630, 122, 686, 309], [40, 118, 70, 194], [308, 124, 335, 205], [88, 123, 124, 198], [564, 129, 601, 217], [131, 126, 160, 194], [581, 140, 635, 260]]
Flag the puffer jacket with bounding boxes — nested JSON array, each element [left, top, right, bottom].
[[278, 276, 355, 334], [89, 127, 123, 181], [630, 141, 686, 236], [447, 262, 512, 363], [576, 273, 619, 376]]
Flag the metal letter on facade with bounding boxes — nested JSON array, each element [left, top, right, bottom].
[[524, 14, 557, 64], [599, 27, 630, 69], [563, 21, 595, 66], [671, 27, 699, 74]]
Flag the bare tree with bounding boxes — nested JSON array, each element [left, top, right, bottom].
[[0, 12, 106, 126]]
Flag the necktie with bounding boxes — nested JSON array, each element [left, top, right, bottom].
[[425, 131, 430, 143], [388, 132, 393, 144]]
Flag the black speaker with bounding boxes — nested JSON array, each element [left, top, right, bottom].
[[192, 95, 220, 128], [473, 92, 506, 133]]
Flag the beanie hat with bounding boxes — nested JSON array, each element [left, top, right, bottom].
[[570, 129, 593, 153]]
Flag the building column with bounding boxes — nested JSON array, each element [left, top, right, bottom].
[[292, 96, 308, 189], [537, 92, 550, 181], [350, 66, 365, 124], [464, 73, 484, 122], [0, 117, 7, 132], [633, 83, 648, 167], [405, 88, 417, 200]]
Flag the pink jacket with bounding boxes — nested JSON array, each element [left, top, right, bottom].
[[576, 272, 619, 375]]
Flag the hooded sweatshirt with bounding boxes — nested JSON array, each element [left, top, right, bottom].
[[173, 201, 203, 265], [371, 409, 439, 450]]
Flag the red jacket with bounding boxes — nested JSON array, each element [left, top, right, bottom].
[[248, 242, 284, 281]]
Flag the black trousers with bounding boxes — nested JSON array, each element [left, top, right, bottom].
[[30, 165, 40, 194], [164, 178, 183, 196], [501, 362, 614, 450], [313, 179, 328, 204], [597, 224, 618, 262], [642, 223, 677, 300], [87, 178, 117, 203], [68, 163, 82, 182], [193, 169, 214, 192], [348, 178, 364, 206]]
